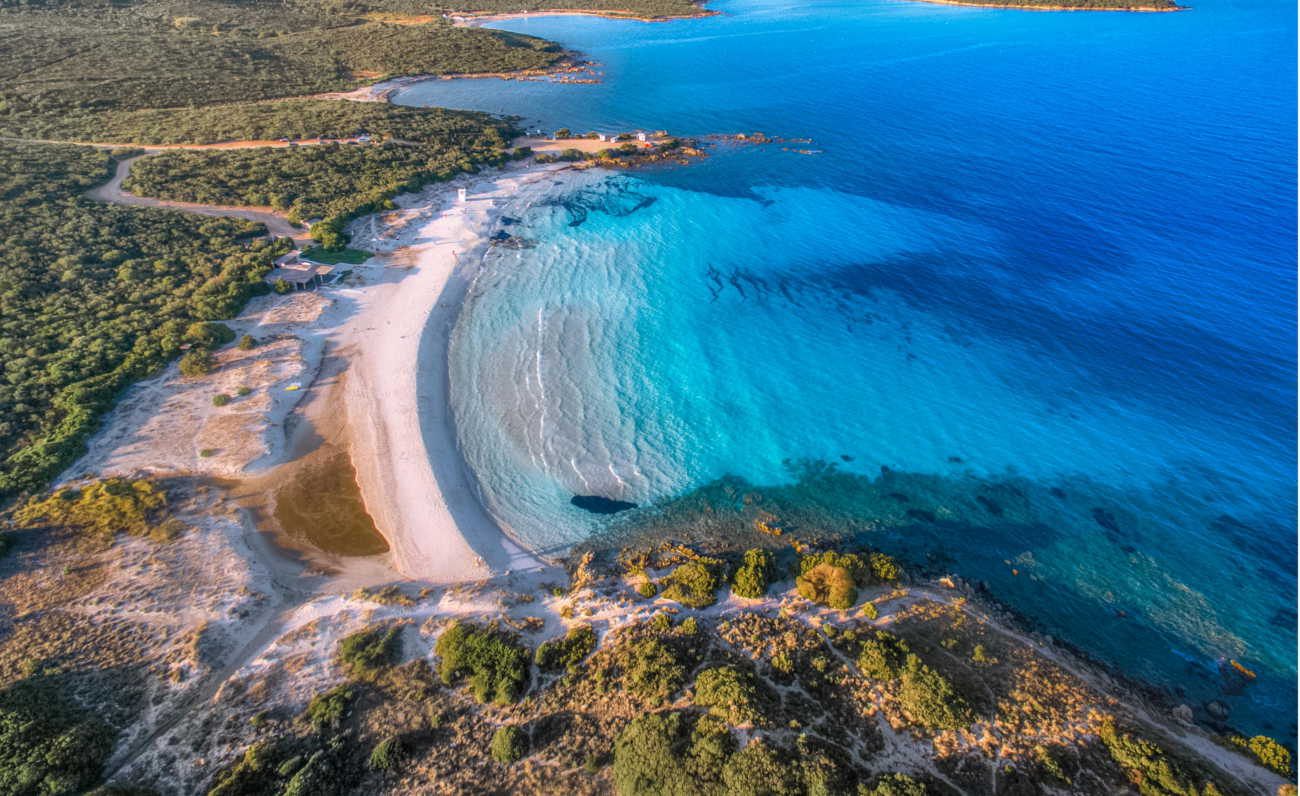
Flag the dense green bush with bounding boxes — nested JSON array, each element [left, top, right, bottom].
[[368, 736, 403, 771], [237, 334, 257, 351], [0, 683, 115, 796], [856, 631, 910, 681], [612, 711, 734, 796], [720, 739, 799, 796], [692, 665, 761, 726], [490, 725, 527, 765], [624, 637, 687, 705], [180, 349, 216, 378], [868, 551, 903, 583], [434, 621, 529, 705], [304, 684, 353, 729], [732, 548, 774, 599], [636, 581, 658, 598], [1230, 734, 1292, 777], [796, 563, 857, 609], [661, 561, 719, 608], [126, 123, 514, 249], [212, 393, 231, 407], [1099, 720, 1225, 796], [337, 625, 402, 680], [897, 655, 970, 731], [534, 624, 597, 673], [0, 6, 566, 123], [185, 321, 235, 347]]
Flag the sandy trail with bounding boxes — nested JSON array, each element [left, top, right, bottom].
[[84, 154, 311, 241]]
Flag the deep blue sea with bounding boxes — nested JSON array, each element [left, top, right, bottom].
[[398, 0, 1296, 739]]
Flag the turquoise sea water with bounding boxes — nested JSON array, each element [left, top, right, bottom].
[[400, 0, 1296, 738]]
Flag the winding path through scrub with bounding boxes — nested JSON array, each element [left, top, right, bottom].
[[83, 153, 311, 241]]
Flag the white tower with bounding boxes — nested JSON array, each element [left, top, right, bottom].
[[457, 188, 468, 203]]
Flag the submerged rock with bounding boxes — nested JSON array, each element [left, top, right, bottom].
[[571, 495, 638, 514]]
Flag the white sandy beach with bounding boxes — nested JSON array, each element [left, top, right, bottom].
[[66, 162, 571, 584], [337, 166, 562, 581]]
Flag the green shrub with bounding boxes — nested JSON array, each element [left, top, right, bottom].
[[897, 655, 970, 731], [185, 321, 236, 347], [179, 348, 214, 377], [1100, 720, 1225, 796], [304, 684, 353, 729], [337, 625, 402, 680], [679, 617, 699, 635], [732, 548, 775, 599], [799, 551, 867, 582], [236, 386, 252, 396], [612, 711, 734, 796], [860, 602, 879, 620], [661, 561, 718, 608], [868, 551, 903, 583], [625, 637, 687, 705], [0, 684, 115, 796], [860, 772, 927, 796], [1034, 744, 1070, 784], [237, 334, 257, 350], [1229, 734, 1292, 777], [208, 741, 285, 796], [534, 624, 596, 673], [636, 581, 657, 598], [693, 666, 761, 726], [212, 393, 231, 407], [368, 736, 402, 771], [434, 621, 529, 705], [199, 448, 217, 457], [721, 739, 799, 796], [796, 563, 857, 609], [490, 725, 527, 765]]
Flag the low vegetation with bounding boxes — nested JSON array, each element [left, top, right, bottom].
[[434, 621, 530, 705], [534, 624, 597, 673], [337, 625, 403, 680], [660, 561, 719, 608], [10, 477, 182, 542], [1099, 719, 1230, 796]]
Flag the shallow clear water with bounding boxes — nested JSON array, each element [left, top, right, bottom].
[[404, 0, 1296, 738]]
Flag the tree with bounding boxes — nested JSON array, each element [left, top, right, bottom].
[[179, 348, 214, 377], [732, 548, 774, 599], [796, 563, 857, 609], [490, 726, 527, 765]]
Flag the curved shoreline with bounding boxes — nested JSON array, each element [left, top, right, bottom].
[[338, 166, 563, 581]]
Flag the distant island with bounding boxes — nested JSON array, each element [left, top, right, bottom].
[[905, 0, 1184, 10]]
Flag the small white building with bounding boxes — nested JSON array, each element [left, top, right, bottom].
[[457, 188, 468, 203], [596, 133, 610, 142], [636, 132, 648, 142]]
